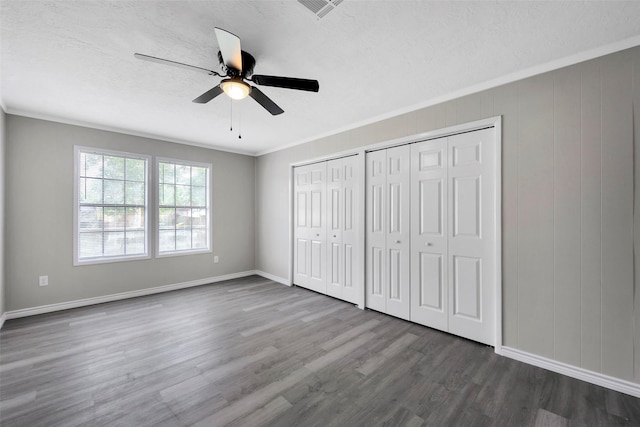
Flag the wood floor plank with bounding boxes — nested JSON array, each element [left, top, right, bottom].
[[1, 275, 639, 426]]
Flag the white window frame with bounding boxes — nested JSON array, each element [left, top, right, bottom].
[[155, 157, 212, 258], [73, 146, 151, 266]]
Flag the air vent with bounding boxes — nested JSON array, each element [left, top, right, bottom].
[[298, 0, 344, 19]]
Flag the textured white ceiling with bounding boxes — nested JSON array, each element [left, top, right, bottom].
[[2, 1, 640, 155]]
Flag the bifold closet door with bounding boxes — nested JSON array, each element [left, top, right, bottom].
[[409, 128, 496, 346], [326, 156, 361, 304], [366, 145, 410, 320], [293, 162, 327, 294]]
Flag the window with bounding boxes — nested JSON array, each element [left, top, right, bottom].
[[157, 158, 211, 256], [74, 147, 150, 265]]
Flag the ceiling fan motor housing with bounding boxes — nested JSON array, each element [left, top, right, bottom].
[[218, 50, 255, 78]]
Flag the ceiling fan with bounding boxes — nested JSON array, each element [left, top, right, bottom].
[[134, 27, 319, 116]]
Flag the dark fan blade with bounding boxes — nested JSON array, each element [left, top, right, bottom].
[[251, 75, 319, 92], [249, 87, 284, 115], [214, 27, 242, 72], [134, 53, 221, 77], [192, 86, 224, 104]]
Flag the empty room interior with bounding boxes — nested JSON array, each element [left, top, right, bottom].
[[2, 1, 640, 426]]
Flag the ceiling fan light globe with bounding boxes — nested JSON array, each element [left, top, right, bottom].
[[221, 79, 251, 100]]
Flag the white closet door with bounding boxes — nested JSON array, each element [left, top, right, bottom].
[[366, 146, 410, 319], [293, 162, 327, 294], [326, 156, 360, 304], [293, 166, 311, 288], [326, 158, 344, 299], [342, 156, 361, 304], [447, 128, 495, 345], [385, 145, 411, 320], [366, 150, 387, 312], [410, 138, 448, 330]]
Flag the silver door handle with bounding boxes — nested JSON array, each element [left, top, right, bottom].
[[426, 242, 433, 246], [333, 235, 337, 238], [316, 233, 320, 237], [396, 240, 401, 244]]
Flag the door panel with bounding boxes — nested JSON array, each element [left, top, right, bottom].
[[293, 167, 310, 288], [371, 185, 384, 232], [419, 252, 443, 310], [453, 176, 481, 238], [293, 162, 327, 294], [330, 242, 340, 284], [296, 238, 308, 276], [326, 155, 361, 304], [411, 138, 448, 330], [366, 150, 387, 312], [419, 179, 443, 235], [340, 156, 361, 304], [326, 159, 343, 299], [385, 145, 410, 320], [389, 183, 402, 234], [452, 255, 482, 320], [345, 244, 353, 288], [447, 128, 495, 345], [389, 249, 402, 300]]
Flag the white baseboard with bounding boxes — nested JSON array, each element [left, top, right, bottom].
[[255, 270, 290, 286], [2, 270, 257, 323], [500, 346, 640, 398]]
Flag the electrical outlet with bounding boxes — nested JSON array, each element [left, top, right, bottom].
[[39, 275, 49, 287], [214, 255, 219, 263]]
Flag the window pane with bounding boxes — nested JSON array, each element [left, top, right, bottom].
[[104, 156, 125, 179], [83, 153, 103, 178], [104, 232, 125, 255], [126, 207, 145, 229], [126, 158, 145, 182], [192, 208, 207, 226], [125, 181, 145, 205], [104, 180, 124, 204], [79, 206, 103, 231], [82, 178, 103, 204], [192, 229, 207, 249], [159, 208, 175, 229], [176, 165, 191, 185], [176, 208, 191, 229], [159, 184, 175, 206], [192, 167, 206, 186], [79, 178, 86, 202], [160, 163, 175, 184], [176, 185, 190, 206], [191, 186, 206, 207], [104, 207, 125, 230], [176, 230, 191, 250], [126, 231, 145, 254], [159, 230, 176, 252], [79, 232, 103, 258]]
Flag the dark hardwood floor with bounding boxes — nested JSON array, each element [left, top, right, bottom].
[[1, 275, 639, 426]]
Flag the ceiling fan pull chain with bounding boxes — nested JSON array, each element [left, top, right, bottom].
[[238, 102, 242, 139], [230, 99, 233, 132]]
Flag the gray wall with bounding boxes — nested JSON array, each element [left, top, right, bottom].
[[256, 46, 640, 384], [5, 115, 255, 311], [0, 107, 5, 319]]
